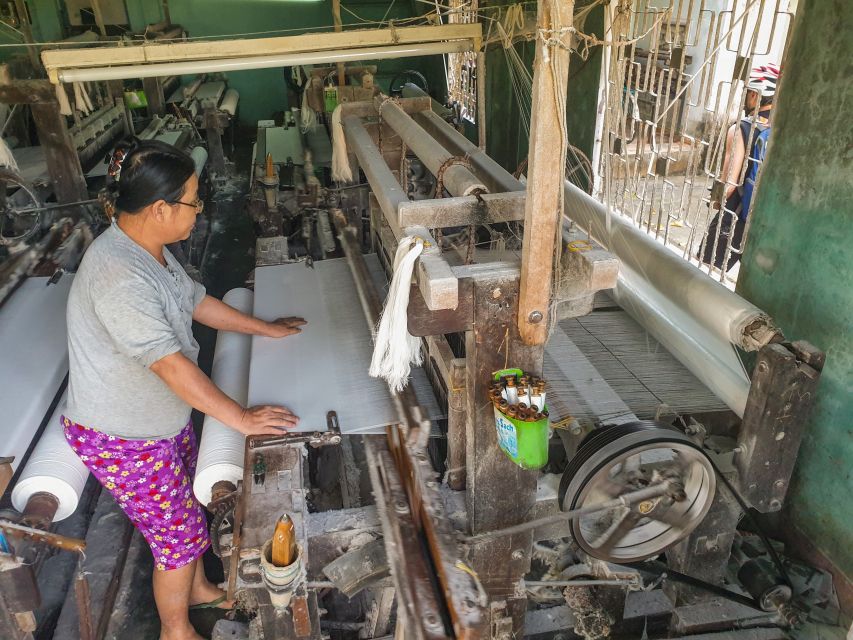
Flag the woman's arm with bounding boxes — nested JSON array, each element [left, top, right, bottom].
[[721, 122, 747, 202], [150, 351, 299, 436], [193, 295, 306, 337]]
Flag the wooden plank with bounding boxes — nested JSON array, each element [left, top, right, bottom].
[[0, 80, 57, 104], [447, 358, 467, 490], [417, 254, 458, 311], [41, 23, 482, 70], [407, 281, 472, 336], [142, 77, 165, 116], [340, 96, 431, 119], [398, 191, 525, 229], [735, 342, 822, 512], [331, 0, 346, 86], [517, 0, 574, 345]]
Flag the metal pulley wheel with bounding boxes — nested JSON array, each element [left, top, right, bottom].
[[0, 168, 42, 245], [559, 421, 715, 563]]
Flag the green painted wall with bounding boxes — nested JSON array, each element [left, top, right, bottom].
[[0, 0, 64, 63], [737, 3, 853, 577]]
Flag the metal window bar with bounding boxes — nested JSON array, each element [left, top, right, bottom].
[[440, 0, 479, 123], [599, 0, 795, 284]]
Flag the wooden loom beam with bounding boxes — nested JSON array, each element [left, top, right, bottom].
[[517, 0, 574, 345]]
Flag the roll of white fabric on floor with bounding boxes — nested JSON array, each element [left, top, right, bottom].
[[12, 391, 89, 522], [0, 276, 73, 471], [193, 288, 253, 506]]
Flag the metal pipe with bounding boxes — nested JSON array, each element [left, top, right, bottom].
[[413, 110, 524, 194], [525, 579, 635, 588], [341, 115, 409, 237], [373, 95, 486, 197], [463, 481, 673, 544], [56, 41, 473, 83], [562, 180, 779, 351]]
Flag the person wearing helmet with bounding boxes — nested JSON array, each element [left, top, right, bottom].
[[700, 63, 780, 270]]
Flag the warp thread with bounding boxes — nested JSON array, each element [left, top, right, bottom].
[[330, 105, 352, 183], [0, 136, 18, 171], [369, 236, 424, 392]]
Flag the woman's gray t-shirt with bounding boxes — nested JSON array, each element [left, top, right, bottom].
[[65, 224, 206, 439]]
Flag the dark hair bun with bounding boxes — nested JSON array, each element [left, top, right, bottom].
[[111, 139, 195, 215]]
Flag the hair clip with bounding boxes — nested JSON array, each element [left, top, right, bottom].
[[108, 148, 127, 179]]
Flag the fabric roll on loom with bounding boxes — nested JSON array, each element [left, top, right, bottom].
[[12, 391, 89, 522], [614, 264, 751, 417], [219, 88, 239, 117], [193, 288, 253, 506], [562, 181, 779, 351], [0, 276, 74, 472]]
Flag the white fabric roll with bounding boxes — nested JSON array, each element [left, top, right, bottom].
[[193, 288, 253, 506], [563, 180, 778, 351], [0, 276, 73, 471], [219, 88, 239, 116], [11, 391, 89, 521]]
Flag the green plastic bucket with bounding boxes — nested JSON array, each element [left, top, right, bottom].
[[492, 368, 550, 470]]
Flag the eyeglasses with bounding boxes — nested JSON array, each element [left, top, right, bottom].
[[172, 197, 204, 214]]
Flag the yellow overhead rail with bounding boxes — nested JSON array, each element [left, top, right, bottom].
[[41, 23, 483, 84]]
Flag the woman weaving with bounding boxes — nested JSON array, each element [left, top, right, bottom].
[[63, 139, 304, 640]]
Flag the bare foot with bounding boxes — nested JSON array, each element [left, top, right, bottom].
[[160, 623, 205, 640], [189, 580, 235, 610]]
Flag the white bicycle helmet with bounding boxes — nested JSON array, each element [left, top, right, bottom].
[[746, 63, 781, 97]]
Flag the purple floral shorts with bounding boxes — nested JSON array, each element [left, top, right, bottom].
[[63, 417, 211, 571]]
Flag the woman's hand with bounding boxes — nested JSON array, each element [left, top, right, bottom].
[[261, 317, 307, 338], [235, 405, 300, 436]]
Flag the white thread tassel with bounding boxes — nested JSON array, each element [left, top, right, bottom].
[[331, 105, 353, 183], [55, 84, 73, 116], [300, 89, 317, 133], [370, 237, 424, 392], [72, 82, 90, 115], [0, 135, 18, 171]]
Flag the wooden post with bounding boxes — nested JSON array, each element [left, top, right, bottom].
[[30, 101, 88, 203], [12, 0, 40, 71], [90, 0, 108, 37], [476, 50, 487, 151], [517, 0, 574, 345], [447, 357, 467, 490], [332, 0, 346, 86], [142, 76, 166, 116], [465, 275, 543, 633], [0, 80, 88, 203], [204, 108, 226, 175]]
